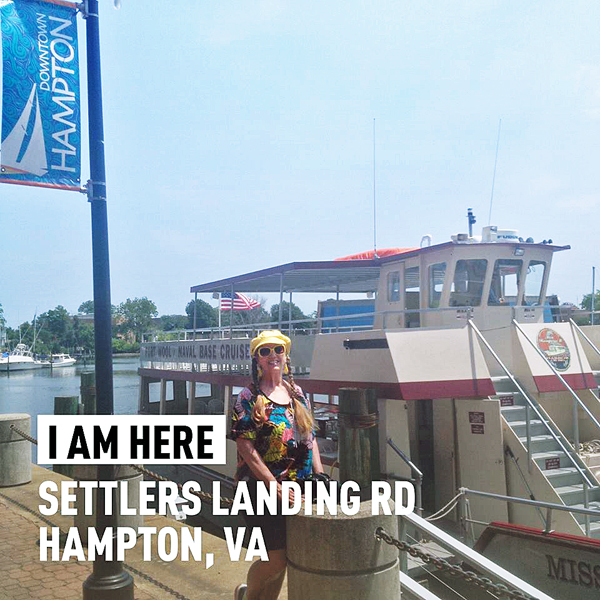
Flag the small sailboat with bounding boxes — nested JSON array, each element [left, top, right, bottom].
[[1, 83, 48, 177]]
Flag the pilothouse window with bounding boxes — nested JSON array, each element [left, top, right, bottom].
[[488, 259, 522, 306], [523, 261, 546, 305], [404, 266, 421, 327], [449, 260, 487, 307], [428, 263, 446, 308], [388, 271, 401, 302]]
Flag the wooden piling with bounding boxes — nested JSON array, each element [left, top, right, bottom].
[[338, 388, 380, 497], [53, 396, 79, 478], [80, 371, 96, 415], [173, 379, 187, 413], [159, 379, 167, 415]]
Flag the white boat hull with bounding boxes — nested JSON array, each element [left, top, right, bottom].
[[45, 356, 77, 368], [0, 360, 44, 372]]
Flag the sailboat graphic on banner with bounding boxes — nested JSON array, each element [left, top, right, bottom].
[[1, 83, 48, 176]]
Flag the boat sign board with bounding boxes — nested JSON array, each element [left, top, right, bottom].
[[536, 327, 570, 371], [141, 340, 252, 368], [469, 411, 485, 424], [0, 0, 81, 189], [515, 323, 596, 393]]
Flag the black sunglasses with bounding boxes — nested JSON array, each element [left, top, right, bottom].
[[258, 345, 285, 357]]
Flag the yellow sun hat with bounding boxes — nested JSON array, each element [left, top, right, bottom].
[[250, 330, 292, 356]]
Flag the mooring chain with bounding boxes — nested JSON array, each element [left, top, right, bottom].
[[375, 527, 534, 600], [9, 424, 38, 445], [580, 439, 600, 454], [128, 464, 234, 507]]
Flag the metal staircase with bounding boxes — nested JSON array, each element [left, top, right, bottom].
[[492, 382, 600, 538], [467, 320, 600, 539]]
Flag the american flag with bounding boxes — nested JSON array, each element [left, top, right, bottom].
[[220, 292, 261, 311]]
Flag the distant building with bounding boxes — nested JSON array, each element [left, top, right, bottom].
[[72, 313, 95, 325]]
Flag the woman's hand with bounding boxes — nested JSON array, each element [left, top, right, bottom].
[[276, 481, 295, 504]]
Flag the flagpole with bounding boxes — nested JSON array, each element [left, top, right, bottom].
[[218, 292, 222, 333], [82, 0, 133, 598], [230, 285, 234, 340]]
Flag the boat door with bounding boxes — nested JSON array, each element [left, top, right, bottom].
[[416, 398, 435, 511]]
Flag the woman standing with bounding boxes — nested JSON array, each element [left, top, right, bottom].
[[231, 330, 325, 600]]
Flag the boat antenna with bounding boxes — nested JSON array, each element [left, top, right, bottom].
[[488, 118, 502, 225], [32, 311, 37, 352], [373, 118, 378, 259]]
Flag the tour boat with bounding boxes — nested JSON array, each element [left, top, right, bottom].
[[138, 220, 600, 598]]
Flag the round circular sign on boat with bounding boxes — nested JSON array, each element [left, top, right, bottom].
[[536, 328, 571, 371]]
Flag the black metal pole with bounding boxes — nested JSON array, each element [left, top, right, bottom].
[[82, 0, 133, 598]]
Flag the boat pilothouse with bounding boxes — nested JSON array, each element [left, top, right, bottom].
[[139, 221, 600, 598], [373, 223, 561, 331]]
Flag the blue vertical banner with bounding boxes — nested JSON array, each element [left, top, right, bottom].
[[0, 0, 81, 189]]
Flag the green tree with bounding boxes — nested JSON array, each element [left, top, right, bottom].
[[77, 300, 118, 316], [112, 338, 140, 353], [116, 297, 158, 342], [73, 317, 95, 354], [160, 314, 188, 331], [580, 290, 600, 325], [0, 302, 5, 328], [38, 306, 73, 353], [269, 301, 311, 331], [220, 297, 270, 328], [78, 300, 95, 314], [185, 299, 218, 329]]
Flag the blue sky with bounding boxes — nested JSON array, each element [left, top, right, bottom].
[[1, 0, 599, 327]]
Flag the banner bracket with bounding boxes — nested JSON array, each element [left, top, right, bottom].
[[86, 179, 106, 202]]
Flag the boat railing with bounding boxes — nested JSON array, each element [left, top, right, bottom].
[[513, 319, 600, 453], [467, 319, 597, 492], [142, 301, 571, 344], [141, 306, 482, 343], [457, 487, 600, 543], [568, 309, 600, 325]]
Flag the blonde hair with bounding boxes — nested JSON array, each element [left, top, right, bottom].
[[250, 356, 313, 437]]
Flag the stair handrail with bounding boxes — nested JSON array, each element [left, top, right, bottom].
[[467, 319, 596, 489], [513, 319, 600, 451], [570, 318, 600, 360], [387, 437, 423, 516]]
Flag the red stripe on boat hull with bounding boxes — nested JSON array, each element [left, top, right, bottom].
[[533, 373, 597, 393]]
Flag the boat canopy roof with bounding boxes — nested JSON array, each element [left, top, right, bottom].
[[190, 240, 570, 295], [191, 259, 383, 294]]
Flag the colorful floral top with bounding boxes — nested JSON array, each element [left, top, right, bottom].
[[230, 385, 314, 482]]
